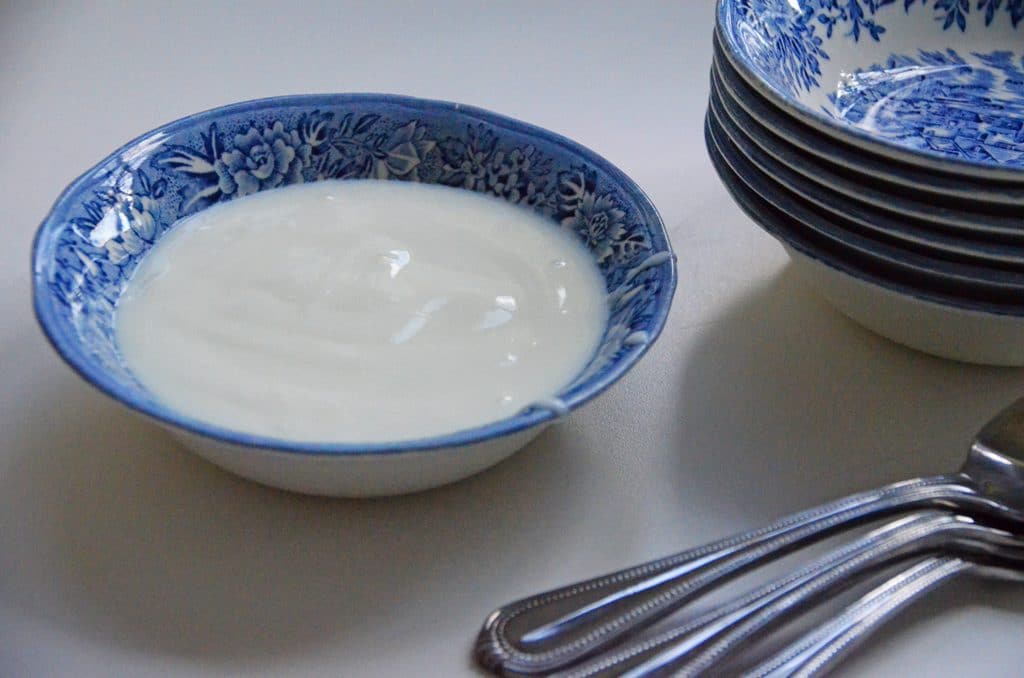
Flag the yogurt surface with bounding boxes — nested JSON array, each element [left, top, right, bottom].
[[115, 180, 608, 442]]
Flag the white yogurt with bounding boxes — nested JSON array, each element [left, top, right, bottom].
[[115, 180, 608, 442]]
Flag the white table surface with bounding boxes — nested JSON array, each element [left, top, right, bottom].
[[3, 2, 1023, 676]]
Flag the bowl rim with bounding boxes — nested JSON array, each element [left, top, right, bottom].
[[710, 57, 1024, 237], [709, 35, 1024, 207], [706, 111, 1024, 302], [32, 92, 677, 457], [708, 81, 1024, 266], [714, 0, 1024, 183], [705, 115, 1024, 318]]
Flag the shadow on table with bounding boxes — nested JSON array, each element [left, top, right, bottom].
[[676, 264, 1024, 519], [0, 334, 582, 663], [673, 263, 1024, 668]]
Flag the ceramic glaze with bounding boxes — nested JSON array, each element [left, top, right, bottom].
[[115, 180, 608, 442], [829, 50, 1024, 167], [710, 45, 1024, 208], [718, 0, 1024, 178]]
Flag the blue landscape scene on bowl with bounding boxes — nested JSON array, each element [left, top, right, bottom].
[[719, 0, 1024, 169], [33, 94, 675, 453]]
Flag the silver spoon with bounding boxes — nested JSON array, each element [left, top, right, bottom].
[[549, 513, 1024, 677], [748, 556, 1024, 678], [476, 398, 1024, 676], [617, 514, 1024, 677], [544, 514, 943, 678]]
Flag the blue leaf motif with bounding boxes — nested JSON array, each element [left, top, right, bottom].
[[726, 0, 1020, 101], [353, 114, 380, 135]]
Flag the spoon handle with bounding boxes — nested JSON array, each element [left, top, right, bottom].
[[746, 557, 968, 678], [549, 513, 953, 678], [657, 517, 1024, 678], [611, 513, 977, 677], [476, 475, 979, 675]]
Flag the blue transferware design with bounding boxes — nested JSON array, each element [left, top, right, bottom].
[[726, 0, 1022, 98], [717, 0, 1024, 175], [711, 43, 1024, 206], [33, 94, 675, 455], [830, 49, 1024, 168], [709, 64, 1024, 237], [157, 116, 649, 268]]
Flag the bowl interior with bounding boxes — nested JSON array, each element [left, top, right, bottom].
[[720, 0, 1024, 168], [33, 94, 675, 452]]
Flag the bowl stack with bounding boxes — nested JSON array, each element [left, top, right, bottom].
[[708, 0, 1024, 365]]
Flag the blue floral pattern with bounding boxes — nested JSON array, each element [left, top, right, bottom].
[[829, 49, 1024, 167], [35, 97, 673, 408], [158, 114, 326, 209], [727, 0, 1023, 97], [155, 110, 652, 276], [721, 0, 1023, 168]]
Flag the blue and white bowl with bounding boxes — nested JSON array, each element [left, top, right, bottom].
[[705, 117, 1024, 366], [32, 94, 676, 497], [709, 83, 1024, 267], [711, 40, 1024, 209], [711, 57, 1024, 240], [717, 0, 1024, 181], [707, 113, 1024, 302]]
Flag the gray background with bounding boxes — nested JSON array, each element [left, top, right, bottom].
[[2, 1, 1022, 676]]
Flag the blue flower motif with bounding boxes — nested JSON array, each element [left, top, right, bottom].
[[372, 121, 437, 179], [734, 0, 829, 95], [43, 99, 675, 408], [558, 168, 647, 267], [563, 191, 627, 264], [99, 195, 160, 263], [214, 122, 313, 197], [727, 0, 1022, 97], [159, 115, 328, 209], [436, 126, 556, 210]]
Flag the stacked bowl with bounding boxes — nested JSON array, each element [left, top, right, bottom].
[[707, 0, 1024, 365]]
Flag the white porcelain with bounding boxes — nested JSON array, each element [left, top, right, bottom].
[[171, 425, 546, 497], [785, 245, 1024, 366]]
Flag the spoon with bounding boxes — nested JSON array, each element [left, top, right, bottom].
[[748, 556, 1024, 677], [476, 398, 1024, 675], [614, 513, 1024, 677], [545, 513, 1024, 677]]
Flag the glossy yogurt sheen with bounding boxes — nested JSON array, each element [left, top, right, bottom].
[[115, 180, 608, 443]]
